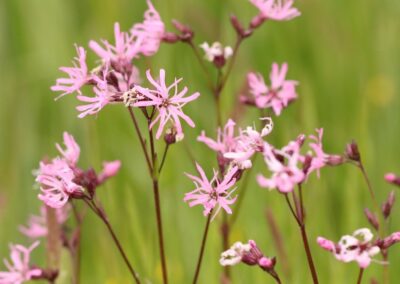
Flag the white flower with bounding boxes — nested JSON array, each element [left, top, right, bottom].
[[219, 242, 251, 266], [199, 42, 233, 62]]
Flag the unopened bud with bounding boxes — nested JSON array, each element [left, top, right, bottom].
[[250, 13, 266, 29], [385, 173, 400, 186], [345, 140, 361, 162], [326, 155, 345, 166], [172, 19, 194, 42], [382, 191, 395, 219], [230, 14, 252, 38], [213, 54, 227, 69], [162, 32, 180, 43], [364, 208, 379, 231], [164, 127, 184, 145]]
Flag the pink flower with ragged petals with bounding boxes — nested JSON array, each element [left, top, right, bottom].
[[306, 128, 328, 178], [224, 118, 274, 169], [51, 45, 90, 98], [98, 160, 121, 183], [131, 0, 165, 56], [257, 141, 304, 193], [184, 163, 238, 219], [89, 22, 141, 63], [56, 132, 80, 166], [134, 69, 200, 139], [247, 63, 298, 116], [0, 242, 42, 284], [198, 119, 237, 155], [76, 86, 112, 118], [19, 205, 70, 239], [317, 228, 381, 268], [250, 0, 301, 21], [36, 158, 84, 208]]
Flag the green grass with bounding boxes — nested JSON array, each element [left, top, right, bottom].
[[1, 0, 400, 283]]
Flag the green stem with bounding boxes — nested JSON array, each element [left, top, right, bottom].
[[192, 212, 213, 284]]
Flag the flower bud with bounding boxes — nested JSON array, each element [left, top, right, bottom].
[[381, 191, 395, 219], [162, 32, 180, 43], [326, 154, 345, 166], [172, 19, 194, 42], [385, 173, 400, 186], [230, 14, 252, 38], [250, 13, 266, 29], [364, 208, 380, 231], [345, 140, 361, 162]]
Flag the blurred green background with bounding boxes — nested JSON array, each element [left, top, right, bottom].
[[1, 0, 400, 283]]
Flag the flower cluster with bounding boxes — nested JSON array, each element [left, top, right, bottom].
[[317, 228, 400, 268], [220, 240, 279, 279], [36, 132, 120, 208], [257, 128, 331, 193], [184, 163, 238, 219], [50, 1, 200, 141], [198, 118, 273, 170], [242, 63, 298, 116]]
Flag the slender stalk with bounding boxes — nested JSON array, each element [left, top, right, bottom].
[[229, 162, 255, 227], [148, 125, 169, 284], [357, 163, 388, 284], [218, 37, 243, 94], [187, 40, 215, 92], [356, 268, 364, 284], [358, 163, 377, 207], [152, 179, 168, 284], [70, 202, 83, 284], [127, 107, 153, 173], [299, 224, 319, 284], [289, 191, 319, 284], [86, 199, 141, 284], [192, 212, 213, 284], [158, 144, 170, 173], [284, 194, 301, 226], [269, 271, 282, 284]]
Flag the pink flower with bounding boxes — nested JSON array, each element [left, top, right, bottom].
[[247, 63, 298, 115], [56, 132, 80, 166], [36, 158, 84, 208], [305, 128, 328, 178], [197, 119, 237, 155], [89, 22, 141, 63], [224, 118, 274, 169], [134, 69, 200, 139], [317, 228, 380, 268], [257, 141, 304, 193], [250, 0, 301, 21], [184, 163, 238, 218], [76, 86, 112, 118], [98, 160, 121, 183], [131, 0, 165, 56], [51, 45, 90, 98], [19, 206, 70, 239], [0, 242, 42, 284]]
